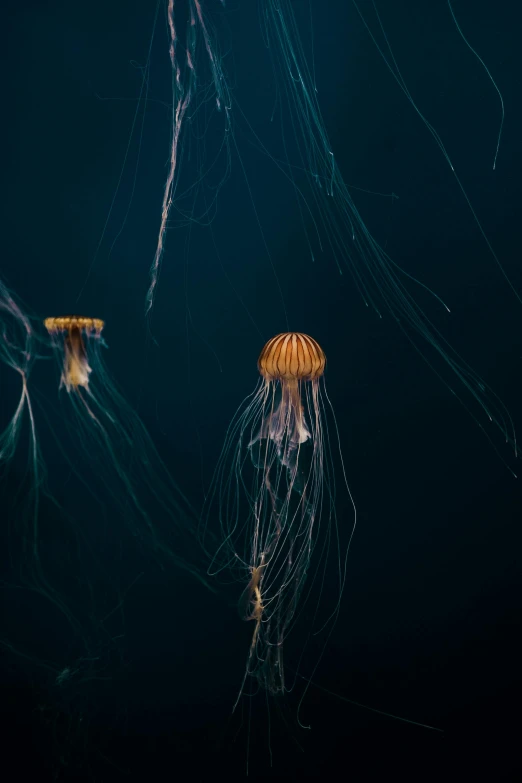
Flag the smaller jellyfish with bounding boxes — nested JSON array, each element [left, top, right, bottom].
[[44, 315, 109, 433], [1, 290, 91, 671], [204, 333, 355, 702], [43, 314, 209, 586], [44, 316, 104, 393]]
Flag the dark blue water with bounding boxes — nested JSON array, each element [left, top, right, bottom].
[[1, 1, 520, 779]]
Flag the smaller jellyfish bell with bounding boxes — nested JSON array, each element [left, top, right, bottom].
[[44, 316, 104, 392]]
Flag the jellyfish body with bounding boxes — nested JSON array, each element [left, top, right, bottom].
[[44, 316, 104, 392], [205, 333, 354, 700], [43, 313, 209, 586], [256, 332, 325, 459]]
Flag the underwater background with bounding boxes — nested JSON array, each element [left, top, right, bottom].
[[1, 0, 521, 779]]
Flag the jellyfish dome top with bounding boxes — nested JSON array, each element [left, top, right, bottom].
[[258, 332, 326, 380], [44, 316, 105, 333], [204, 332, 354, 701]]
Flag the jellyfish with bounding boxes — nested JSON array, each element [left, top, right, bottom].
[[0, 300, 214, 704], [44, 316, 104, 393], [204, 333, 355, 701], [141, 0, 516, 463], [43, 314, 210, 586], [248, 1, 515, 462]]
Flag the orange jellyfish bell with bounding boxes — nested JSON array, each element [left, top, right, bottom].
[[258, 332, 325, 382], [44, 316, 104, 335]]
